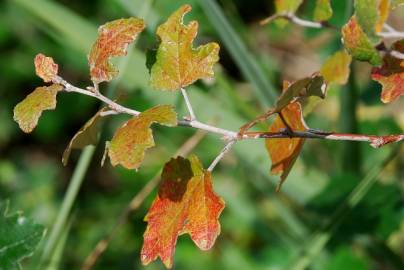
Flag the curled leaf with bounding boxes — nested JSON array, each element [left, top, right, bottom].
[[141, 156, 225, 268], [320, 50, 352, 84], [88, 17, 145, 83], [34, 53, 58, 83], [265, 101, 308, 191], [371, 40, 404, 103], [62, 108, 107, 166], [108, 105, 177, 170], [314, 0, 333, 22], [150, 5, 220, 91], [13, 84, 63, 133], [341, 16, 382, 66]]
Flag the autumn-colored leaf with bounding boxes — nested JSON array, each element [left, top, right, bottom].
[[266, 101, 308, 191], [141, 155, 225, 268], [320, 50, 352, 84], [150, 5, 220, 91], [88, 17, 145, 83], [354, 0, 389, 43], [275, 74, 326, 112], [108, 105, 177, 170], [13, 84, 63, 133], [371, 40, 404, 103], [34, 53, 58, 83], [62, 108, 107, 166], [341, 16, 382, 66], [314, 0, 333, 22]]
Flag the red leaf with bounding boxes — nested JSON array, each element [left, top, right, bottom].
[[141, 156, 225, 268], [34, 54, 58, 83]]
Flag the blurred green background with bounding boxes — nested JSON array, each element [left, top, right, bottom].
[[1, 0, 403, 269]]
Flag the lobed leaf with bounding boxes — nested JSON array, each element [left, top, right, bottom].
[[313, 0, 333, 22], [88, 17, 145, 83], [34, 53, 59, 82], [150, 5, 220, 91], [13, 84, 63, 133], [371, 40, 404, 103], [320, 50, 352, 85], [341, 16, 382, 66], [108, 105, 177, 170], [275, 74, 326, 112], [265, 100, 308, 191], [62, 108, 107, 166], [0, 201, 46, 270], [141, 156, 225, 268], [354, 0, 390, 44]]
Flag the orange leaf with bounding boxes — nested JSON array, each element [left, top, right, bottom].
[[141, 156, 225, 268], [150, 5, 220, 91], [108, 105, 177, 170], [88, 18, 145, 83], [265, 101, 307, 191], [34, 54, 58, 83], [13, 84, 63, 133], [371, 40, 404, 103]]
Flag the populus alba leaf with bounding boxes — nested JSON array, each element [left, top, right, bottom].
[[88, 17, 145, 83], [141, 156, 225, 269], [13, 84, 63, 133], [320, 50, 352, 84], [314, 0, 333, 22], [150, 5, 220, 91], [34, 53, 58, 83], [371, 40, 404, 103], [62, 108, 107, 166], [0, 201, 46, 270], [266, 98, 308, 191], [108, 105, 177, 170], [354, 0, 390, 44], [341, 16, 382, 66]]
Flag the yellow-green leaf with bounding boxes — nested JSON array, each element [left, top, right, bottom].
[[62, 108, 107, 166], [88, 18, 145, 83], [34, 53, 58, 83], [13, 84, 63, 133], [320, 50, 352, 84], [314, 0, 333, 22], [108, 105, 177, 170], [341, 16, 382, 66], [274, 0, 303, 27], [150, 5, 220, 91]]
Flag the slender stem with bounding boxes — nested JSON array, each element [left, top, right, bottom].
[[379, 24, 404, 39], [180, 87, 197, 120], [54, 77, 404, 148], [260, 13, 323, 29], [208, 140, 236, 171], [40, 146, 95, 267]]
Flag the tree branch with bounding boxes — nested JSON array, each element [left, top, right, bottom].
[[260, 13, 324, 29], [180, 87, 197, 120], [208, 140, 236, 172]]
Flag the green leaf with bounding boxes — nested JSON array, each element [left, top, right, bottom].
[[108, 105, 177, 170], [341, 16, 382, 66], [314, 0, 333, 22], [13, 84, 63, 133], [150, 5, 220, 91], [0, 201, 46, 270]]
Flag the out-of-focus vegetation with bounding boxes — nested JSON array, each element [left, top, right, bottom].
[[0, 0, 403, 269]]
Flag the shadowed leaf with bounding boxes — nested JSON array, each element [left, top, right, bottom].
[[266, 101, 308, 191], [371, 40, 404, 103], [314, 0, 333, 22], [13, 84, 63, 133], [34, 53, 58, 82], [320, 50, 352, 84], [150, 5, 220, 91], [341, 16, 382, 66], [141, 156, 225, 268], [62, 108, 107, 166], [88, 17, 145, 83], [108, 105, 177, 170], [0, 201, 46, 270]]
